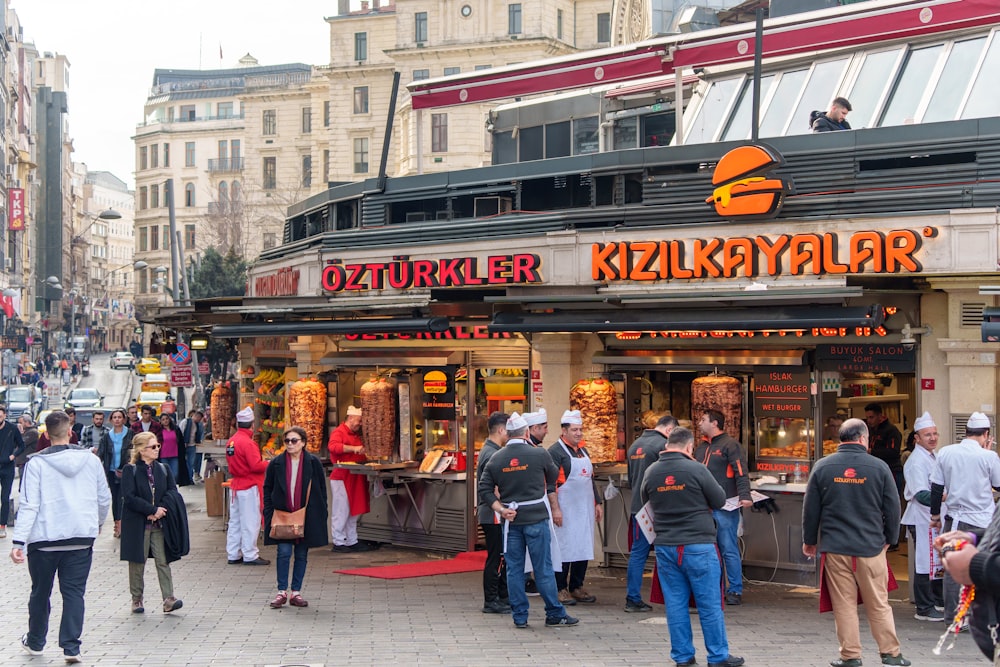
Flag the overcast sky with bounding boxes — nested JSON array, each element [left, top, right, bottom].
[[14, 1, 338, 190]]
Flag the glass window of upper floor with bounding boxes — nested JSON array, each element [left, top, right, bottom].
[[679, 28, 1000, 145]]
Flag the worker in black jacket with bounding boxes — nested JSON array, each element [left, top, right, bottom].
[[802, 418, 910, 667], [641, 427, 743, 667], [0, 405, 26, 537], [694, 409, 751, 605], [810, 97, 852, 132]]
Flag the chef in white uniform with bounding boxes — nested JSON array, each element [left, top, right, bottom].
[[548, 409, 603, 606], [930, 411, 1000, 625], [900, 411, 945, 621]]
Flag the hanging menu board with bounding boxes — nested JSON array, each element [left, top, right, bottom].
[[753, 367, 811, 419]]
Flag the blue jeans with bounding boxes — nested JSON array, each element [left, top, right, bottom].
[[276, 541, 309, 592], [25, 547, 93, 657], [626, 515, 652, 603], [161, 457, 179, 482], [655, 544, 730, 664], [186, 447, 202, 480], [504, 520, 566, 625], [713, 509, 742, 595]]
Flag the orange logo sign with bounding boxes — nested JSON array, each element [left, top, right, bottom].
[[706, 144, 792, 219]]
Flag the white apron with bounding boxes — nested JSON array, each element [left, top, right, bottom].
[[901, 446, 944, 575], [502, 495, 562, 573], [552, 440, 596, 563]]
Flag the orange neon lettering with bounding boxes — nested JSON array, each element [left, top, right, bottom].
[[850, 231, 884, 273], [669, 240, 693, 279], [789, 234, 822, 275], [659, 241, 669, 279], [754, 235, 788, 275], [619, 242, 628, 280], [693, 238, 722, 278], [722, 238, 754, 277], [630, 242, 658, 281], [591, 244, 618, 280], [885, 230, 920, 272], [822, 233, 849, 274]]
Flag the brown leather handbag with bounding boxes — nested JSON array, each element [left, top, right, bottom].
[[270, 481, 311, 540]]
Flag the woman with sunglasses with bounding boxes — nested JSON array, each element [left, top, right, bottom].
[[120, 431, 184, 614], [263, 426, 328, 609]]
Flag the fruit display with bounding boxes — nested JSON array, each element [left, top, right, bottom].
[[484, 368, 526, 397], [210, 381, 234, 440], [361, 376, 396, 460], [569, 378, 618, 463], [261, 433, 285, 460], [288, 378, 327, 453], [691, 375, 742, 440]]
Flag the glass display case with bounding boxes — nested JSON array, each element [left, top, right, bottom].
[[755, 417, 814, 479]]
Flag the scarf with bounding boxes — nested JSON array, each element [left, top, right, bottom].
[[284, 453, 305, 512]]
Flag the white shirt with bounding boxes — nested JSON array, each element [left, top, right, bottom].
[[929, 438, 1000, 528], [901, 445, 937, 526]]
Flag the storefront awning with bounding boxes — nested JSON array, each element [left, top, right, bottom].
[[212, 317, 450, 338], [490, 305, 884, 333]]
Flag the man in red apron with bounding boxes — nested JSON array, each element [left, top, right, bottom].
[[327, 405, 371, 553], [549, 409, 603, 606]]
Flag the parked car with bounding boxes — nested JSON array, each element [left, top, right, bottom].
[[4, 385, 46, 420], [135, 357, 161, 376], [110, 351, 135, 369], [64, 387, 103, 409]]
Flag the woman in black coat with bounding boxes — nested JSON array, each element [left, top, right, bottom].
[[120, 431, 184, 615], [263, 426, 328, 609], [97, 409, 134, 538]]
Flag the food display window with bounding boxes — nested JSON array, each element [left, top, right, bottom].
[[756, 417, 811, 461]]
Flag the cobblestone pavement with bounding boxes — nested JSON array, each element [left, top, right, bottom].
[[0, 485, 984, 666]]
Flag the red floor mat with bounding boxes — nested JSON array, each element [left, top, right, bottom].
[[335, 550, 488, 579]]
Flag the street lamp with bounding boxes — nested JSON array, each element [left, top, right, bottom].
[[73, 208, 123, 243]]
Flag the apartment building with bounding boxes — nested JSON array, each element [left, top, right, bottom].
[[323, 0, 614, 181]]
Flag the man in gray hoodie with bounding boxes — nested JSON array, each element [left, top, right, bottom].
[[10, 410, 111, 664]]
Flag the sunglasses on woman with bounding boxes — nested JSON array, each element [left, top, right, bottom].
[[283, 437, 302, 444], [145, 444, 161, 450]]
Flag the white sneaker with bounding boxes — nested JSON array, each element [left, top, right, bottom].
[[64, 653, 82, 664], [0, 526, 7, 538], [20, 634, 43, 656]]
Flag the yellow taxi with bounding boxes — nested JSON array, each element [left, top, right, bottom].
[[135, 357, 162, 376], [135, 391, 169, 415]]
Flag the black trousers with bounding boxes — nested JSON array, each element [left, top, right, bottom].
[[26, 547, 93, 657], [481, 523, 508, 603], [555, 560, 588, 592], [907, 526, 943, 614]]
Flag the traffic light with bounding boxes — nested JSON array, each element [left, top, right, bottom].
[[982, 307, 1000, 342]]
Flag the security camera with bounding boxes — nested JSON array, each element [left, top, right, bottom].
[[900, 324, 917, 350]]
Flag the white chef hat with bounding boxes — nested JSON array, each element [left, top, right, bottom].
[[913, 411, 935, 431], [506, 412, 528, 431], [560, 409, 583, 426], [236, 405, 254, 422], [347, 405, 362, 417], [524, 409, 547, 426], [968, 412, 991, 429]]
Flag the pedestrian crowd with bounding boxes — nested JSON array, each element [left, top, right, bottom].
[[6, 393, 1000, 666]]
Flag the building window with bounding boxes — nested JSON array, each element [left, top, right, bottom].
[[180, 104, 196, 121], [263, 157, 276, 189], [323, 149, 330, 183], [431, 113, 448, 152], [323, 100, 331, 127], [302, 155, 312, 188], [509, 4, 522, 35], [413, 69, 430, 81], [444, 66, 461, 76], [218, 140, 228, 161], [597, 12, 611, 43], [185, 224, 196, 249], [232, 181, 241, 210], [163, 143, 170, 167], [231, 139, 241, 160], [302, 107, 312, 134], [475, 64, 492, 71], [218, 181, 228, 212], [353, 138, 369, 174], [354, 87, 369, 114], [263, 109, 277, 135], [139, 227, 148, 251], [184, 182, 196, 207], [184, 142, 195, 167], [163, 227, 170, 252], [138, 270, 148, 294], [263, 232, 277, 249], [139, 146, 147, 170], [150, 184, 159, 208], [139, 186, 148, 210], [150, 144, 159, 169], [150, 225, 159, 251], [354, 32, 367, 61], [218, 101, 233, 118], [415, 12, 428, 43], [558, 9, 564, 40]]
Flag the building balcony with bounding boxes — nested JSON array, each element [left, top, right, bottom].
[[208, 157, 244, 173]]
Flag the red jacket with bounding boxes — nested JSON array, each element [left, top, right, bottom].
[[226, 427, 267, 492], [327, 422, 370, 516]]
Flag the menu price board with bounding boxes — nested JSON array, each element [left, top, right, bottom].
[[753, 367, 810, 418]]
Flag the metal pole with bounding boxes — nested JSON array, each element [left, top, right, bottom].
[[377, 71, 401, 191], [751, 8, 765, 143], [165, 180, 181, 303], [175, 229, 203, 410]]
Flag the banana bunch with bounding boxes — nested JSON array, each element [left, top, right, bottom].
[[253, 368, 285, 384], [494, 368, 525, 377]]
